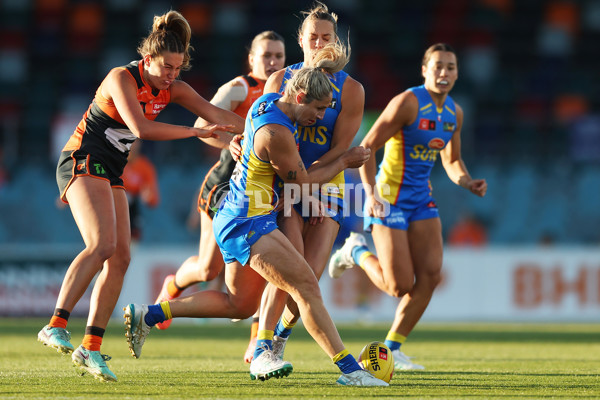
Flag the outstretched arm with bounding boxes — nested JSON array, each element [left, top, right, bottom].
[[170, 79, 245, 145], [193, 78, 248, 149], [306, 146, 370, 185], [104, 69, 228, 141]]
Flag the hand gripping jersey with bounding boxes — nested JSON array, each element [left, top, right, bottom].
[[62, 60, 171, 178], [278, 62, 348, 201], [218, 92, 298, 218], [377, 85, 457, 208]]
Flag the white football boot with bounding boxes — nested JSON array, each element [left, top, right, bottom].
[[328, 232, 368, 278], [249, 347, 293, 381], [123, 303, 152, 359], [392, 349, 425, 370], [336, 369, 389, 386], [271, 335, 288, 360]]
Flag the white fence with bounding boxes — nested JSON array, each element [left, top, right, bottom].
[[1, 245, 599, 322]]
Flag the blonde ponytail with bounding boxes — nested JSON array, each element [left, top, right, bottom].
[[284, 42, 349, 103]]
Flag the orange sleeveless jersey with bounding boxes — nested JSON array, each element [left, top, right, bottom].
[[63, 60, 171, 154], [232, 73, 265, 118]]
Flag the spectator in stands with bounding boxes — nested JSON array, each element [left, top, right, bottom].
[[36, 10, 244, 382], [0, 149, 9, 192], [447, 212, 488, 246], [122, 140, 160, 243]]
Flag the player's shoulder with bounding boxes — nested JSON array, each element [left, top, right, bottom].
[[219, 76, 247, 89], [342, 75, 364, 93], [264, 69, 285, 93], [389, 88, 418, 110], [269, 69, 286, 83]]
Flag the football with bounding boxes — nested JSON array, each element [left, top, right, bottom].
[[357, 341, 394, 383]]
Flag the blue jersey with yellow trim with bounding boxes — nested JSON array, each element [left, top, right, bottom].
[[219, 92, 298, 218], [279, 62, 347, 199], [377, 85, 457, 208]]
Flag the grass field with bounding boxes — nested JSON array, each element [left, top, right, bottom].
[[1, 318, 599, 399]]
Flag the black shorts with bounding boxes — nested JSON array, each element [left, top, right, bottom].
[[198, 149, 236, 219], [56, 150, 124, 203]]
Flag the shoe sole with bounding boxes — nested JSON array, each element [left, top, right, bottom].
[[72, 358, 117, 382], [122, 305, 139, 358], [336, 380, 389, 387], [249, 365, 293, 381], [37, 337, 74, 355]]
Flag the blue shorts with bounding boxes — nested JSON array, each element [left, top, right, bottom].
[[292, 194, 344, 224], [363, 197, 439, 232], [213, 211, 279, 265]]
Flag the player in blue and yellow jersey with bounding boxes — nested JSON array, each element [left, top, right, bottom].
[[329, 43, 487, 371], [123, 43, 387, 387], [245, 1, 366, 366], [37, 11, 244, 382], [152, 31, 286, 333]]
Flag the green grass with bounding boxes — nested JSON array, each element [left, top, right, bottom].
[[1, 318, 600, 399]]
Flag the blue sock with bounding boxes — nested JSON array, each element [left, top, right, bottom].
[[351, 245, 369, 266], [144, 304, 166, 327], [385, 339, 401, 351], [274, 320, 293, 339], [253, 339, 272, 360], [335, 353, 362, 374]]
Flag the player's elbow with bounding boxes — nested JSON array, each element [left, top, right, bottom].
[[128, 119, 156, 140], [128, 125, 147, 139]]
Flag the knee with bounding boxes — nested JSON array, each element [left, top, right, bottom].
[[388, 281, 414, 298], [111, 247, 131, 272], [87, 240, 118, 263], [99, 245, 130, 278], [422, 270, 443, 291], [230, 300, 259, 320], [195, 265, 221, 282], [289, 279, 322, 305]]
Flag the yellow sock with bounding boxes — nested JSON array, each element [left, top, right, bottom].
[[160, 301, 172, 320], [281, 315, 296, 329], [257, 330, 274, 341], [332, 349, 350, 363], [358, 251, 375, 270], [385, 331, 406, 344]]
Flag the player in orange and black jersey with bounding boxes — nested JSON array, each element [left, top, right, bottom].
[[37, 10, 244, 382], [152, 31, 286, 344]]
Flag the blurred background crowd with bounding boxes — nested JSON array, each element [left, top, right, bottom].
[[1, 0, 599, 246]]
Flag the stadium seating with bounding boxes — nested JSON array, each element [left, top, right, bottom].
[[1, 0, 599, 246]]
